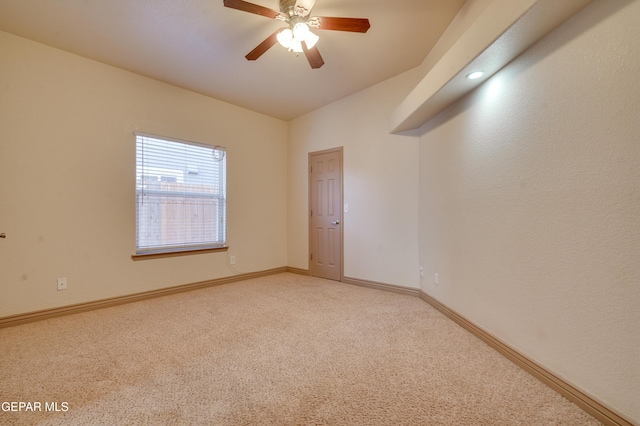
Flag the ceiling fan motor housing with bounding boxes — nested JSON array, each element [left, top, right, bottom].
[[279, 0, 297, 16]]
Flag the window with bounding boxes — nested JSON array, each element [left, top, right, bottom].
[[135, 133, 226, 255]]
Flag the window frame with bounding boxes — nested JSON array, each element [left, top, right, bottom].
[[132, 132, 227, 260]]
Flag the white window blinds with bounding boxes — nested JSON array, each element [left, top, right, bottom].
[[135, 133, 226, 254]]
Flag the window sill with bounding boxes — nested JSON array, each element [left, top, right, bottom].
[[131, 246, 228, 261]]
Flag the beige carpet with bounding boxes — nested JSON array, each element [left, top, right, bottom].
[[0, 273, 600, 425]]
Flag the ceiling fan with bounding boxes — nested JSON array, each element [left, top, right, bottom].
[[223, 0, 371, 69]]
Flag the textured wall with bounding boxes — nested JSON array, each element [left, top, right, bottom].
[[418, 0, 639, 421], [0, 32, 288, 317]]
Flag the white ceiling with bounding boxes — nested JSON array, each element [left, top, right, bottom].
[[0, 0, 466, 121]]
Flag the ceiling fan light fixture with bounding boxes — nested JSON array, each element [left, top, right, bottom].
[[303, 31, 319, 49], [293, 22, 318, 49], [278, 23, 319, 52], [277, 28, 293, 49], [290, 38, 303, 53], [293, 22, 309, 39]]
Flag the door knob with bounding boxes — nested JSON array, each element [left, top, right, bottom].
[[331, 220, 340, 225]]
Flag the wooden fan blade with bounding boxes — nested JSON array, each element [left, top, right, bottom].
[[223, 0, 280, 19], [302, 41, 324, 69], [315, 16, 370, 33], [245, 30, 280, 60]]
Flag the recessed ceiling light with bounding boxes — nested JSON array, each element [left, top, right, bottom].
[[466, 71, 484, 80]]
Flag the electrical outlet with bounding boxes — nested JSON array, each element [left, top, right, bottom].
[[57, 277, 67, 291], [230, 256, 236, 265], [419, 266, 424, 277], [434, 273, 439, 285]]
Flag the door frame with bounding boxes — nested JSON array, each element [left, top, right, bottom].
[[308, 147, 344, 281]]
